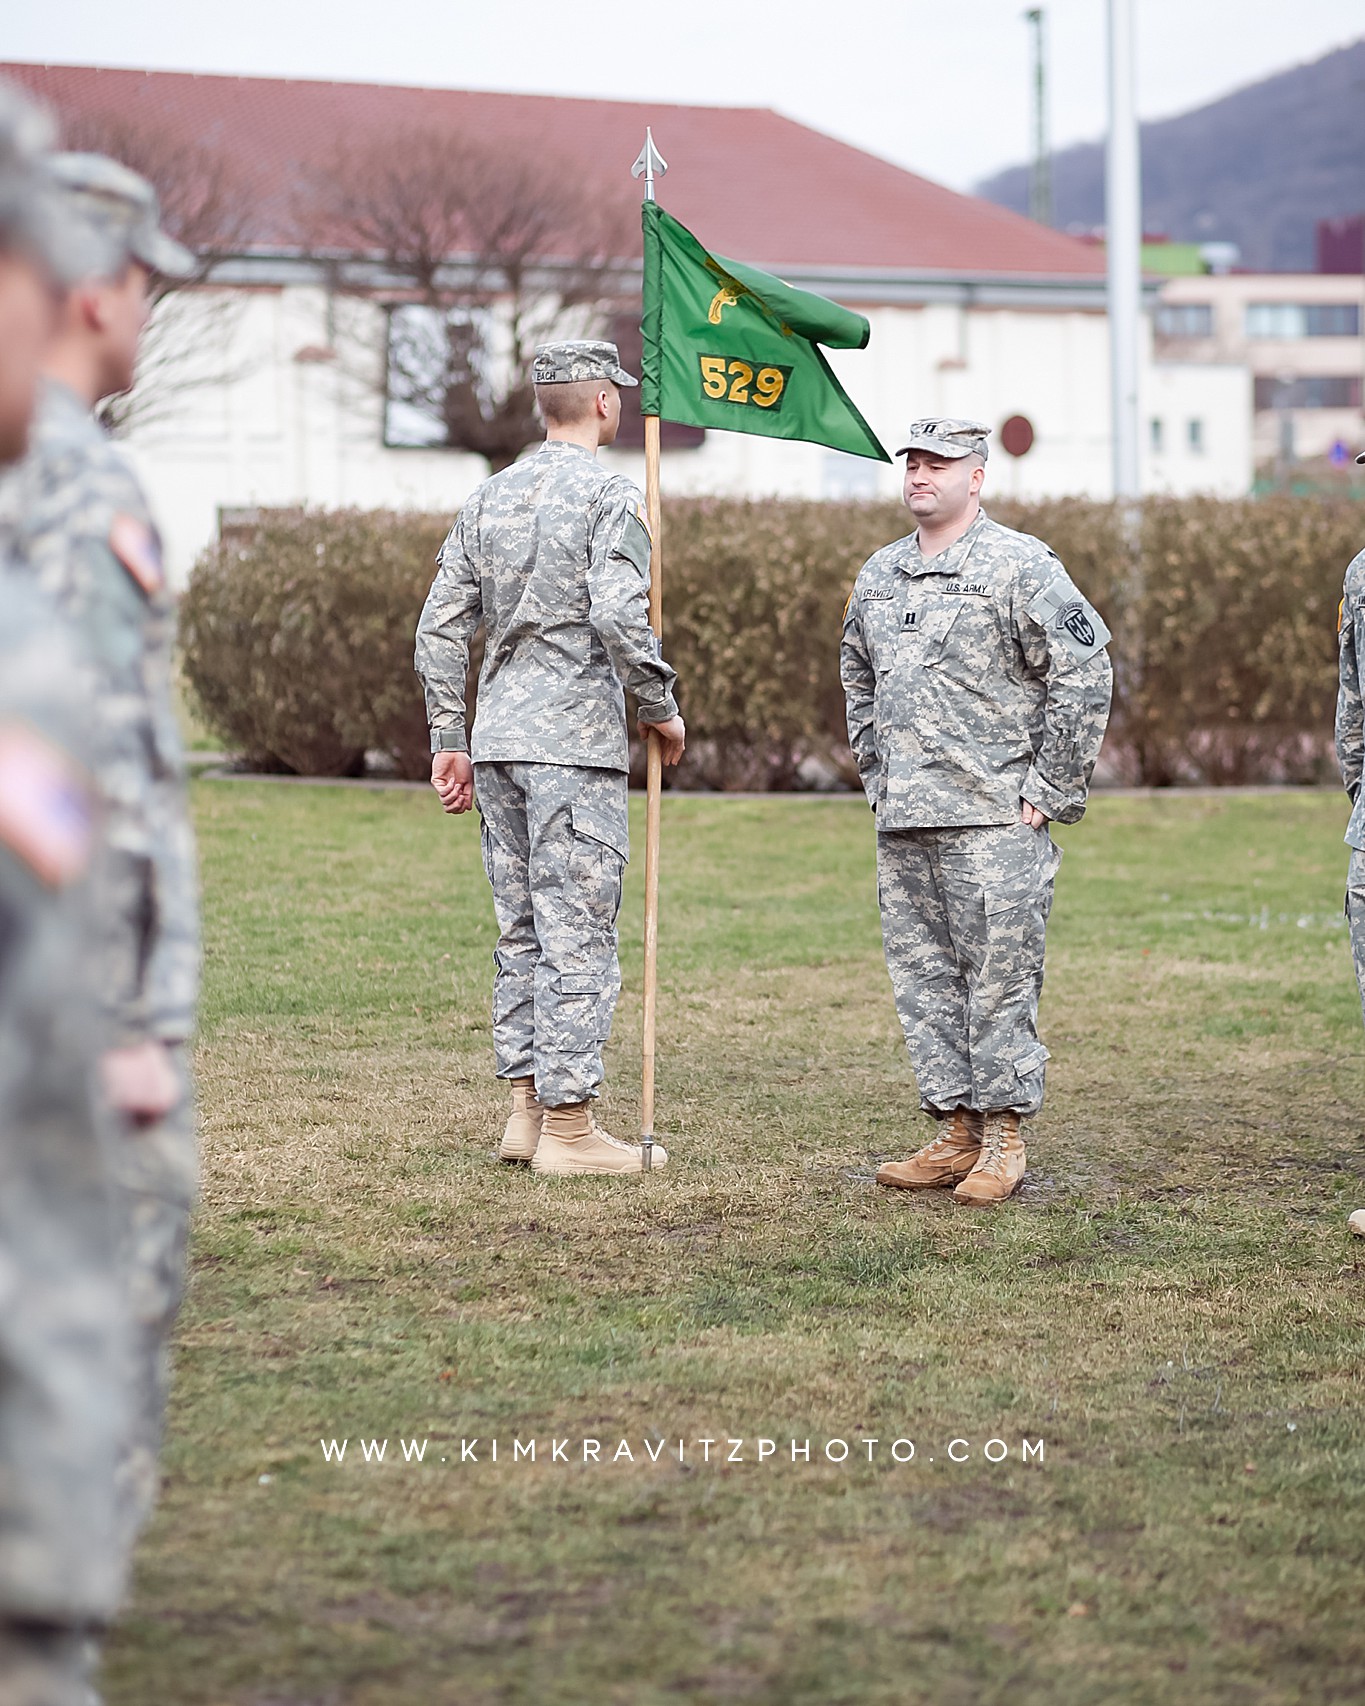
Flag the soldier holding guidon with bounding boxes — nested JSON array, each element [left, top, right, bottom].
[[841, 419, 1112, 1204], [416, 340, 685, 1176]]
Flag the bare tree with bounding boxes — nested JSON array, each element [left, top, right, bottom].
[[304, 126, 637, 470], [55, 109, 255, 435]]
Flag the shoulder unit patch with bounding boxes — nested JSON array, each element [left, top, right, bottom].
[[616, 509, 652, 576], [1026, 575, 1111, 662], [109, 512, 164, 596]]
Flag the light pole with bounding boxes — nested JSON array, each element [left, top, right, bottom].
[[1106, 0, 1141, 500], [1025, 9, 1053, 227]]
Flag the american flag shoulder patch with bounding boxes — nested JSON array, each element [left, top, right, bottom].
[[0, 723, 94, 887], [109, 511, 164, 596]]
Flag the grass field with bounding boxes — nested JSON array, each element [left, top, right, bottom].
[[106, 782, 1365, 1706]]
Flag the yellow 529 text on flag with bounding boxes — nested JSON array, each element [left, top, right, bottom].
[[698, 356, 792, 412]]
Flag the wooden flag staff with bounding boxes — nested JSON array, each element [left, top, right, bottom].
[[631, 127, 668, 1172]]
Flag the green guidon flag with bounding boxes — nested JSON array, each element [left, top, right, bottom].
[[640, 202, 890, 462]]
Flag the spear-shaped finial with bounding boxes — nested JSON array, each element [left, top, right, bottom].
[[631, 127, 668, 202]]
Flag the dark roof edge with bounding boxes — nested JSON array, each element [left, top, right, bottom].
[[200, 249, 1131, 309]]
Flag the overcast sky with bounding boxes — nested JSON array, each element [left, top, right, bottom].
[[4, 0, 1361, 192]]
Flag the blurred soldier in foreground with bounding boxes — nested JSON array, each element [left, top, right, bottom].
[[0, 86, 130, 1706], [0, 152, 201, 1554], [1334, 457, 1365, 1242], [841, 420, 1112, 1205], [416, 340, 685, 1175]]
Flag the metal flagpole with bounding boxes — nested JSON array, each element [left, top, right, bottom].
[[1106, 0, 1141, 501], [631, 127, 667, 1172]]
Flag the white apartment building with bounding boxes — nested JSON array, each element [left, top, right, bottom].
[[1157, 271, 1365, 469]]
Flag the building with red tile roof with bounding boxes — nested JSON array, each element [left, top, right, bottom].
[[4, 62, 1107, 295], [0, 63, 1250, 572]]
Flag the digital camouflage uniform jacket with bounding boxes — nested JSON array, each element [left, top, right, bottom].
[[841, 509, 1113, 829], [1335, 548, 1365, 850], [415, 442, 679, 770], [0, 379, 200, 1048], [0, 567, 128, 1624]]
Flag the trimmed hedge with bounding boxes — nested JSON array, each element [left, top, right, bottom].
[[181, 495, 1364, 787], [181, 509, 445, 780], [1123, 496, 1353, 785]]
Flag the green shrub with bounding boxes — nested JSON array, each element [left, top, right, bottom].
[[181, 508, 447, 780], [1124, 496, 1354, 784], [180, 495, 1365, 788], [657, 498, 900, 788]]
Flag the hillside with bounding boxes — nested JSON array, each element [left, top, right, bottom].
[[976, 38, 1365, 271]]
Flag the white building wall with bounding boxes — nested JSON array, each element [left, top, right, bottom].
[[125, 287, 488, 583], [1141, 362, 1252, 496], [611, 302, 1250, 511], [123, 282, 1254, 586]]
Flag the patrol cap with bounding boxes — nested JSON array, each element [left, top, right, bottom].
[[0, 82, 99, 284], [48, 152, 195, 281], [532, 339, 638, 388], [895, 418, 991, 462]]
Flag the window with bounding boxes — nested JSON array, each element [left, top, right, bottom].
[[1252, 375, 1363, 410], [1245, 302, 1362, 339], [1304, 304, 1362, 337], [1149, 417, 1164, 454], [1247, 303, 1301, 339], [383, 303, 492, 450], [1187, 418, 1204, 454], [1155, 303, 1214, 337]]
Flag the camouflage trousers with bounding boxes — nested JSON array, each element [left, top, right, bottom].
[[110, 1047, 197, 1554], [475, 762, 629, 1109], [876, 822, 1061, 1118], [0, 1113, 126, 1630], [1347, 848, 1365, 1026]]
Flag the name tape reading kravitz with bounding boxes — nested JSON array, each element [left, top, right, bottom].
[[316, 1435, 1046, 1467]]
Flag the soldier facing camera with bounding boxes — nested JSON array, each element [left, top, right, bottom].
[[841, 417, 1113, 1205]]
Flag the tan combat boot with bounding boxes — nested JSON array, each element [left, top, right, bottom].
[[876, 1107, 984, 1190], [0, 1620, 90, 1706], [530, 1102, 668, 1176], [952, 1110, 1026, 1205], [498, 1076, 542, 1164]]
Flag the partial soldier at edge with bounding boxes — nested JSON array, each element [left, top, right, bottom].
[[0, 151, 203, 1556], [1333, 452, 1365, 1241], [0, 82, 131, 1706], [415, 339, 685, 1176], [841, 418, 1113, 1205]]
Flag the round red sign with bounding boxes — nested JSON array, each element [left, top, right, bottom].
[[1000, 415, 1035, 458]]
